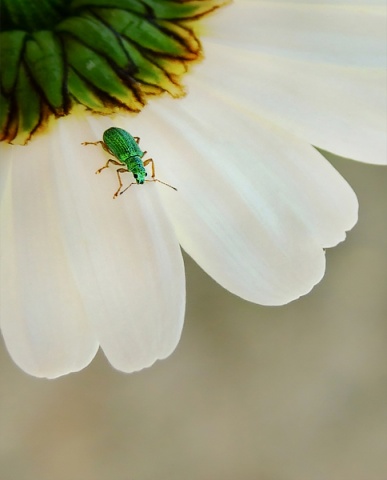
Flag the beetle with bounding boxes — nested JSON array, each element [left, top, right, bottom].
[[82, 127, 177, 198]]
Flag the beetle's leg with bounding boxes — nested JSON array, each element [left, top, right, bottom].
[[82, 140, 103, 146], [96, 158, 122, 175], [82, 140, 114, 156], [82, 140, 106, 150], [113, 168, 130, 198], [133, 136, 140, 144], [143, 158, 155, 178]]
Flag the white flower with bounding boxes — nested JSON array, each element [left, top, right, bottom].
[[0, 0, 385, 378]]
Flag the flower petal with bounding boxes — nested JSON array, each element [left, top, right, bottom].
[[203, 1, 386, 68], [53, 115, 186, 372], [0, 137, 99, 379], [131, 87, 358, 306], [0, 115, 185, 376], [192, 42, 386, 165]]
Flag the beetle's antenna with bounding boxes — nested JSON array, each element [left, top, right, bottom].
[[120, 179, 177, 196], [149, 179, 178, 191], [119, 182, 136, 195]]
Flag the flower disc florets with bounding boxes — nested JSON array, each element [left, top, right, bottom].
[[0, 0, 227, 144]]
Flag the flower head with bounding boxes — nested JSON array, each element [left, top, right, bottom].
[[0, 0, 385, 378]]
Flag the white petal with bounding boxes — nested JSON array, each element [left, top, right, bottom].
[[0, 136, 99, 379], [0, 116, 185, 376], [52, 116, 185, 372], [131, 89, 358, 305], [192, 42, 386, 164], [204, 1, 386, 68]]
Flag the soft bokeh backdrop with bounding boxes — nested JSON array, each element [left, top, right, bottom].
[[1, 152, 386, 480]]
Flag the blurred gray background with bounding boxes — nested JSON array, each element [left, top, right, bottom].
[[1, 152, 386, 480]]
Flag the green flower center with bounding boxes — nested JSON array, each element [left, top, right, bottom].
[[0, 0, 228, 144]]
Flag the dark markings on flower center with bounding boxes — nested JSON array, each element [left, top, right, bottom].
[[0, 0, 228, 144]]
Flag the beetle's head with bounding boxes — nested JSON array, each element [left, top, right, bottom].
[[132, 162, 147, 184]]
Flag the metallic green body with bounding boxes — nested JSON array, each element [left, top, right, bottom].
[[103, 127, 147, 184]]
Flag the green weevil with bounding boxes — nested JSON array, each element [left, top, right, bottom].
[[82, 127, 177, 198]]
